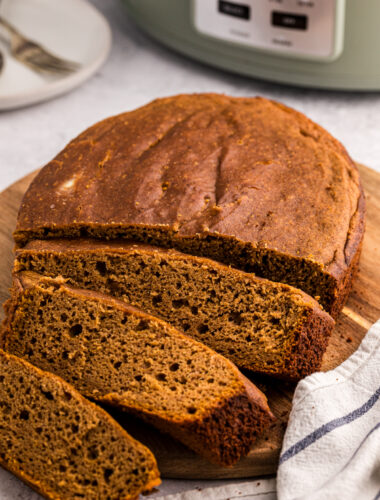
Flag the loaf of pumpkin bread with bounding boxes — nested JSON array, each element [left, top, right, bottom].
[[2, 272, 274, 466], [14, 94, 365, 317], [0, 349, 160, 500], [15, 239, 335, 380]]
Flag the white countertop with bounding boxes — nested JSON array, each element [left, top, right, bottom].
[[1, 0, 380, 195], [0, 1, 378, 499]]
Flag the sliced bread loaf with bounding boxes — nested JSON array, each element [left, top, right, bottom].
[[0, 349, 160, 500], [15, 239, 335, 379], [2, 272, 274, 466], [13, 94, 365, 317]]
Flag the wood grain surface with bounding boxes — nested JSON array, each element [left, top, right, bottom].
[[0, 164, 379, 479]]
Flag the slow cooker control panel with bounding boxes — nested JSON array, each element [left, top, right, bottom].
[[193, 0, 345, 60]]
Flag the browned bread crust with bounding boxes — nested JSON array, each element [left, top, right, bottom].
[[13, 94, 365, 316], [0, 349, 160, 500], [2, 272, 275, 467], [15, 238, 335, 380]]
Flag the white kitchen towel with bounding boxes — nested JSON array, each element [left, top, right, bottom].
[[277, 319, 380, 500]]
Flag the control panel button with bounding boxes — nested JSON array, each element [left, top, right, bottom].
[[218, 0, 251, 20], [271, 11, 308, 30]]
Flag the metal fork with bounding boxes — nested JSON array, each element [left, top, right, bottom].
[[0, 15, 80, 75]]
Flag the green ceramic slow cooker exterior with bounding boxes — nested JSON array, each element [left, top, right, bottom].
[[121, 0, 380, 90]]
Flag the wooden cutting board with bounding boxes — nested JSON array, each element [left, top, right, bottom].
[[0, 164, 379, 480]]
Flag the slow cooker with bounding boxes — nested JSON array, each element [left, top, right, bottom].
[[122, 0, 380, 90]]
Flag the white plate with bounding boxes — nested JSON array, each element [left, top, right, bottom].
[[0, 0, 111, 110]]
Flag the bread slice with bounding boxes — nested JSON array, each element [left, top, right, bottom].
[[0, 349, 160, 500], [2, 272, 275, 466], [15, 239, 335, 379]]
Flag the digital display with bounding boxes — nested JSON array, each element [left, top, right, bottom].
[[218, 0, 251, 20], [271, 11, 308, 30]]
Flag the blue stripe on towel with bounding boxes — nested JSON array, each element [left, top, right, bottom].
[[279, 385, 380, 464]]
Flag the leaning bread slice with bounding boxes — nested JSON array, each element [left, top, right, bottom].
[[15, 239, 335, 379], [0, 349, 160, 500], [2, 272, 274, 467]]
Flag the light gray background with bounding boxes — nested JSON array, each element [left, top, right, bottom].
[[0, 0, 379, 498]]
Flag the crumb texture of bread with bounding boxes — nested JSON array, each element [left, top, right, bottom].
[[0, 349, 160, 500], [15, 240, 334, 379], [13, 94, 365, 316], [2, 273, 274, 466]]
